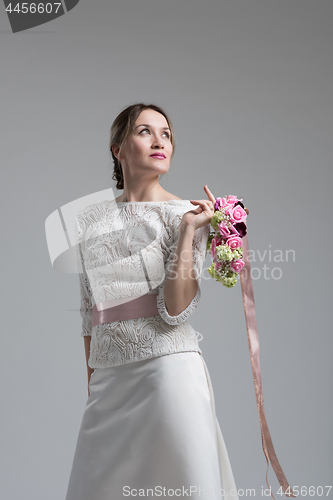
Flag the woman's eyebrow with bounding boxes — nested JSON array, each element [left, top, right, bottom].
[[134, 123, 171, 131]]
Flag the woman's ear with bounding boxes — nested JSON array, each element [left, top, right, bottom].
[[111, 143, 119, 159]]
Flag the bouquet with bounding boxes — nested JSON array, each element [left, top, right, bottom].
[[206, 194, 248, 287]]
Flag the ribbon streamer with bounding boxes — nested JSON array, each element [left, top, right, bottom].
[[240, 234, 295, 499]]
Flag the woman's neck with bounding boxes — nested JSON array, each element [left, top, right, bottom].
[[116, 186, 170, 203]]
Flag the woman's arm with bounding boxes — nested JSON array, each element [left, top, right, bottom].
[[84, 336, 94, 396], [163, 221, 198, 317]]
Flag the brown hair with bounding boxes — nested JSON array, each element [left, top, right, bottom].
[[109, 103, 176, 190]]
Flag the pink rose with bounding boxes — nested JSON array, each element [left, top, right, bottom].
[[210, 237, 217, 258], [230, 259, 245, 273], [226, 195, 240, 205], [226, 236, 243, 250], [229, 224, 240, 236], [218, 221, 239, 239], [229, 205, 247, 224], [218, 221, 232, 239], [210, 236, 222, 258], [215, 197, 228, 211]]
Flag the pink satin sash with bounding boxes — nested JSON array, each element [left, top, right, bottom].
[[240, 234, 295, 498], [92, 293, 159, 327]]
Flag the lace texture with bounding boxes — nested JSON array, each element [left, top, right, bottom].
[[75, 199, 209, 368]]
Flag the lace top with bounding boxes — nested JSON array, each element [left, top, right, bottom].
[[75, 199, 210, 368]]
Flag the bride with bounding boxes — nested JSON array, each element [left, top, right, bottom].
[[65, 103, 240, 500]]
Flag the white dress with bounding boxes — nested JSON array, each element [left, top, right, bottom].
[[65, 199, 239, 500]]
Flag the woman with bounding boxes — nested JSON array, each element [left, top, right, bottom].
[[65, 103, 240, 500]]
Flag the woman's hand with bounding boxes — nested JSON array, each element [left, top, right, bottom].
[[182, 185, 250, 231], [182, 185, 216, 231]]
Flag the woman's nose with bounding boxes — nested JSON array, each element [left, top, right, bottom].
[[152, 136, 164, 148]]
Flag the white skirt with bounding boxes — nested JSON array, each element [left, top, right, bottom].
[[65, 351, 239, 500]]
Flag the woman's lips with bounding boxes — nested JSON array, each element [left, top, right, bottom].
[[150, 154, 166, 159]]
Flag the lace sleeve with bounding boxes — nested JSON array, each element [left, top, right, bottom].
[[75, 216, 93, 337], [156, 221, 210, 326]]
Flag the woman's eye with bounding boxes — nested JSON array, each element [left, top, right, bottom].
[[139, 128, 170, 139]]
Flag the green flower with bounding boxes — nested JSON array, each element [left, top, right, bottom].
[[208, 262, 239, 288], [221, 274, 238, 288], [216, 244, 234, 262], [210, 211, 225, 230], [208, 263, 218, 279], [231, 247, 243, 260]]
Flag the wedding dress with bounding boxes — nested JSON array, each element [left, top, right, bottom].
[[65, 199, 239, 500]]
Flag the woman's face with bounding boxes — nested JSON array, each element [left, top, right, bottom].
[[117, 109, 173, 177]]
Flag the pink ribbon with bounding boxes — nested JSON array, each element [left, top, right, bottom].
[[240, 234, 295, 498], [92, 293, 159, 327]]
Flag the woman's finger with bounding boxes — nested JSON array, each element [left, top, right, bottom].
[[189, 199, 214, 211], [190, 199, 212, 206], [203, 185, 216, 205]]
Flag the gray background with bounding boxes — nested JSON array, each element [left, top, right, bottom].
[[1, 1, 332, 499]]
